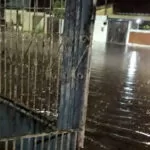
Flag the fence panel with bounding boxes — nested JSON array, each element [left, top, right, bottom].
[[0, 130, 78, 150], [0, 0, 64, 118]]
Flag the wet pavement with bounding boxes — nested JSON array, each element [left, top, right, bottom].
[[85, 43, 150, 150]]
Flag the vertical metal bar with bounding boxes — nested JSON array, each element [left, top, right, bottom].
[[33, 0, 38, 109], [50, 0, 54, 111], [105, 0, 108, 15], [40, 41, 45, 111], [27, 138, 31, 150], [21, 0, 25, 104], [20, 138, 24, 150], [33, 0, 37, 33], [47, 0, 53, 112], [4, 0, 7, 96], [54, 133, 58, 150], [33, 38, 38, 109], [27, 0, 31, 106], [47, 133, 51, 150], [0, 0, 2, 94], [32, 0, 36, 108], [34, 137, 37, 150], [9, 4, 13, 99], [66, 133, 71, 150], [28, 0, 31, 32], [14, 62, 18, 100], [1, 0, 4, 94], [43, 0, 46, 34], [47, 40, 52, 112], [14, 0, 19, 101], [5, 140, 8, 150], [13, 140, 16, 150], [60, 133, 64, 150], [41, 136, 44, 150], [56, 26, 62, 117], [27, 47, 31, 107], [61, 0, 63, 8], [49, 0, 53, 10], [73, 132, 78, 150], [40, 0, 47, 112]]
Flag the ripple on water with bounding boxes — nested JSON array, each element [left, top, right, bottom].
[[86, 44, 150, 150]]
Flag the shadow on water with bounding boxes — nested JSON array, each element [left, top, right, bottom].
[[85, 43, 150, 150]]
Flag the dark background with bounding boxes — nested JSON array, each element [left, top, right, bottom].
[[113, 0, 150, 13], [2, 0, 150, 14], [97, 0, 150, 14]]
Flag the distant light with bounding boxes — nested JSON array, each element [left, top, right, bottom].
[[136, 19, 142, 24]]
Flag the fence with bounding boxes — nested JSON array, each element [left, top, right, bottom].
[[0, 0, 64, 118], [0, 0, 97, 149], [0, 130, 78, 150]]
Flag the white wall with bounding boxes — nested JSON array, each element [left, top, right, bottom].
[[93, 15, 108, 43], [5, 9, 50, 33], [57, 15, 108, 43]]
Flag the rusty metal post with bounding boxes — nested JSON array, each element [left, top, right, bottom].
[[58, 0, 97, 148], [105, 0, 108, 15]]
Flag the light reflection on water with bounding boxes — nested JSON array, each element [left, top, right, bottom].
[[127, 51, 137, 79], [85, 43, 150, 150]]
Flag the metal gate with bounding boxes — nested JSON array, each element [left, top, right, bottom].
[[0, 0, 96, 149], [0, 130, 78, 150], [0, 0, 62, 118]]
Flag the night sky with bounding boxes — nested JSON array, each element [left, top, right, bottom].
[[97, 0, 150, 13]]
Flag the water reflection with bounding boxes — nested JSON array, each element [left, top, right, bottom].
[[127, 51, 137, 79], [122, 51, 137, 105], [85, 43, 150, 150]]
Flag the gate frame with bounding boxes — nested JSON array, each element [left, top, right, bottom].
[[58, 0, 97, 148]]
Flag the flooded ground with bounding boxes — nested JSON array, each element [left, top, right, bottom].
[[85, 43, 150, 150]]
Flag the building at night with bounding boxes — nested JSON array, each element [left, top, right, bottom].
[[95, 0, 150, 46], [113, 0, 150, 14]]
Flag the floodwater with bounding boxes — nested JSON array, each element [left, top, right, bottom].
[[85, 43, 150, 150]]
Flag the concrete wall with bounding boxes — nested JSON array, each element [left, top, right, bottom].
[[0, 97, 53, 138], [93, 15, 108, 43], [5, 9, 50, 33]]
